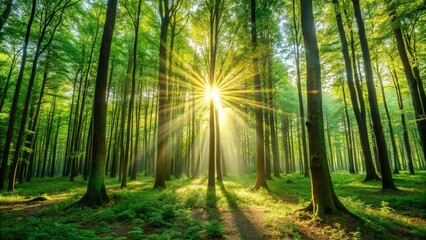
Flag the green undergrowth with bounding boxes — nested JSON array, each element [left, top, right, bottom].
[[0, 171, 425, 239]]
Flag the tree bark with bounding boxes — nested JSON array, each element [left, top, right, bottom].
[[301, 0, 350, 219], [352, 0, 397, 190], [341, 79, 356, 173], [207, 0, 221, 188], [251, 0, 268, 190], [335, 0, 378, 180], [390, 66, 414, 174], [154, 0, 171, 189], [293, 0, 309, 178], [50, 117, 61, 177], [0, 50, 19, 112], [41, 96, 56, 178], [375, 60, 401, 174], [8, 0, 71, 191], [390, 6, 426, 163], [76, 0, 117, 207], [122, 0, 142, 188], [0, 0, 35, 190]]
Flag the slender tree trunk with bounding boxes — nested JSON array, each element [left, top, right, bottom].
[[23, 58, 50, 182], [326, 121, 334, 172], [154, 0, 171, 189], [389, 8, 426, 163], [215, 108, 222, 181], [251, 0, 268, 190], [282, 118, 290, 174], [0, 52, 18, 111], [0, 0, 35, 190], [293, 0, 309, 177], [131, 79, 143, 180], [42, 97, 56, 178], [264, 47, 280, 178], [121, 0, 142, 188], [375, 61, 401, 174], [83, 115, 94, 180], [263, 83, 272, 180], [8, 0, 71, 189], [390, 67, 414, 174], [207, 0, 221, 188], [341, 79, 355, 173], [76, 0, 117, 207], [50, 117, 61, 177], [352, 0, 396, 190], [63, 70, 80, 177], [105, 96, 116, 175], [335, 0, 378, 180]]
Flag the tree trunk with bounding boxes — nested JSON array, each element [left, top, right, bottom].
[[63, 70, 80, 177], [121, 0, 142, 188], [352, 0, 396, 190], [390, 8, 426, 163], [326, 121, 334, 172], [0, 0, 35, 190], [50, 117, 61, 177], [131, 78, 143, 180], [292, 0, 309, 178], [207, 0, 221, 188], [83, 115, 94, 180], [42, 96, 56, 178], [0, 51, 18, 111], [8, 0, 71, 190], [282, 118, 290, 174], [334, 0, 378, 180], [250, 0, 268, 190], [154, 0, 171, 189], [301, 0, 350, 219], [341, 79, 356, 173], [263, 86, 272, 180], [76, 0, 117, 207], [390, 66, 414, 174], [375, 60, 401, 174]]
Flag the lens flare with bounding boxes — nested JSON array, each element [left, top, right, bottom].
[[205, 85, 222, 109]]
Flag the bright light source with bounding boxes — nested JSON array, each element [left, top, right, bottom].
[[205, 85, 222, 108]]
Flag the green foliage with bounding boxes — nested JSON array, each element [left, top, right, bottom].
[[1, 173, 425, 239], [203, 220, 225, 238]]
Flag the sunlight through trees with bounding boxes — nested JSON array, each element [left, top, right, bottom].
[[0, 0, 425, 232]]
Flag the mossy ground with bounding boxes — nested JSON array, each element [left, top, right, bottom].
[[0, 171, 425, 239]]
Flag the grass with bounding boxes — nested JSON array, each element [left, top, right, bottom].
[[0, 171, 425, 239]]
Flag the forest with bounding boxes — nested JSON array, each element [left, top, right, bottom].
[[0, 0, 425, 239]]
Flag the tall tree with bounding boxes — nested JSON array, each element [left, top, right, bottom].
[[333, 0, 379, 181], [352, 0, 397, 190], [341, 80, 356, 173], [291, 0, 309, 177], [0, 0, 36, 190], [389, 64, 415, 174], [76, 0, 117, 207], [251, 0, 268, 190], [389, 2, 426, 163], [154, 0, 172, 189], [375, 56, 400, 175], [207, 0, 221, 188], [300, 0, 350, 219], [121, 0, 143, 188]]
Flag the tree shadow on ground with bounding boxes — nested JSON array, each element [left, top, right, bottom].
[[218, 182, 264, 240]]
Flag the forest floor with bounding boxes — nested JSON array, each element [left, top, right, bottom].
[[0, 171, 425, 239]]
